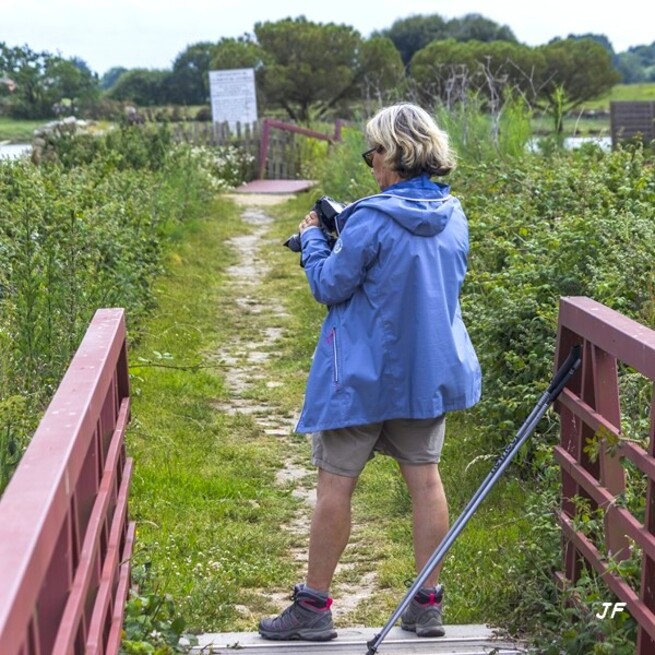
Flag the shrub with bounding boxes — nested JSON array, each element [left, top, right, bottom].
[[194, 106, 212, 122], [0, 126, 216, 493], [459, 143, 655, 450]]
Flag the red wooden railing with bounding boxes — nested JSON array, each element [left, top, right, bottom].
[[0, 308, 134, 655], [258, 118, 344, 179], [554, 296, 655, 653]]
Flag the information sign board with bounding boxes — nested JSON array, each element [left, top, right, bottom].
[[208, 68, 258, 130]]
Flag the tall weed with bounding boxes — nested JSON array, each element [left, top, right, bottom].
[[0, 126, 219, 493], [436, 95, 533, 163]]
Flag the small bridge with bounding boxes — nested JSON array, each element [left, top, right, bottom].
[[1, 297, 654, 653], [193, 625, 523, 654]]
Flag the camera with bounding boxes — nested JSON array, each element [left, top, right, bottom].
[[284, 195, 347, 253]]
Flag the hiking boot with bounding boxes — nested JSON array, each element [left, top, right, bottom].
[[259, 584, 337, 641], [401, 584, 445, 637]]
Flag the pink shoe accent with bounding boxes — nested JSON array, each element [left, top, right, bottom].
[[300, 596, 333, 611]]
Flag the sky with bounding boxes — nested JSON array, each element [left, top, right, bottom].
[[3, 0, 654, 76]]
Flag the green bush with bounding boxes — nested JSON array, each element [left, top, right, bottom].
[[0, 126, 217, 493], [503, 446, 638, 653], [459, 143, 655, 450]]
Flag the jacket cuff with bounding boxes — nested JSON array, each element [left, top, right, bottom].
[[300, 226, 323, 243]]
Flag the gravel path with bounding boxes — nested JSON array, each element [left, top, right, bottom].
[[215, 193, 378, 625]]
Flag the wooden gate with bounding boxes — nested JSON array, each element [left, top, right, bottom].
[[172, 118, 344, 181]]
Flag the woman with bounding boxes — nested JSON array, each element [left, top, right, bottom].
[[259, 103, 481, 642]]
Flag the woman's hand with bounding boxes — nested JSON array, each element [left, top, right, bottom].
[[299, 211, 320, 233]]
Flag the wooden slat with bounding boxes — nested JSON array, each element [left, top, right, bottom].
[[554, 445, 655, 562], [558, 388, 655, 480], [555, 297, 655, 653], [105, 522, 136, 655], [52, 398, 131, 654], [560, 513, 655, 642], [86, 458, 134, 654]]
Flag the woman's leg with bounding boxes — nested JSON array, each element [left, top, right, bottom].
[[399, 462, 449, 585], [306, 468, 359, 593]]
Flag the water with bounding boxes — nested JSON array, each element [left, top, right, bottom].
[[0, 143, 32, 160], [0, 137, 615, 161], [564, 136, 612, 151], [528, 136, 612, 153]]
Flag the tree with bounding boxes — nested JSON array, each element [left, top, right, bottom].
[[209, 35, 264, 70], [558, 33, 615, 55], [358, 37, 405, 106], [107, 68, 171, 106], [70, 56, 95, 78], [620, 42, 655, 82], [535, 38, 621, 130], [254, 17, 359, 121], [377, 13, 517, 67], [169, 41, 217, 105], [206, 36, 268, 113], [410, 37, 621, 133], [447, 13, 517, 44], [0, 43, 99, 118], [0, 42, 51, 117], [410, 39, 537, 108], [100, 66, 128, 90], [615, 52, 647, 83], [375, 14, 448, 66], [45, 57, 99, 113], [254, 16, 401, 121]]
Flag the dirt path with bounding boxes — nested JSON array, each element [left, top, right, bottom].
[[215, 193, 377, 625]]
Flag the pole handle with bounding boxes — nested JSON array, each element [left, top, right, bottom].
[[547, 344, 581, 399]]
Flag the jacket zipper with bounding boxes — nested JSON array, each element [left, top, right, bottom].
[[331, 327, 340, 384]]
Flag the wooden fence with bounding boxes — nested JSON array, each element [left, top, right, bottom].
[[553, 296, 655, 653], [172, 118, 344, 180], [0, 308, 134, 655], [171, 121, 260, 180], [610, 101, 655, 147]]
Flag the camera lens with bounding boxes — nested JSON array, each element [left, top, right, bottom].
[[284, 234, 302, 252]]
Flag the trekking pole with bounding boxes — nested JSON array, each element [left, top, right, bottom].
[[365, 345, 581, 655]]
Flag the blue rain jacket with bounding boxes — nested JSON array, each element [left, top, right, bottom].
[[296, 174, 481, 433]]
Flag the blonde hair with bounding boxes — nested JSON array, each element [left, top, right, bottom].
[[365, 103, 456, 177]]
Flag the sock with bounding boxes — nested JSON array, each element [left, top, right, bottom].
[[303, 583, 329, 599]]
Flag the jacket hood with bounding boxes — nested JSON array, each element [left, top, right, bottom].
[[338, 174, 455, 237]]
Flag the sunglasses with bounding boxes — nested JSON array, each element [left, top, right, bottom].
[[362, 146, 381, 167]]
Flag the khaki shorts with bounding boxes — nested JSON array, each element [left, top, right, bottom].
[[312, 416, 446, 478]]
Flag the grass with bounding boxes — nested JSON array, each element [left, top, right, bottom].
[[554, 82, 655, 135], [582, 82, 655, 109], [126, 198, 300, 631], [0, 117, 45, 142], [531, 113, 612, 137], [126, 187, 536, 637]]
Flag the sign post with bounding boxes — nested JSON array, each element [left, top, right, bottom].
[[208, 68, 258, 131]]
